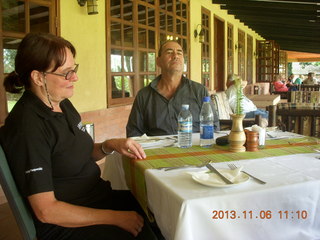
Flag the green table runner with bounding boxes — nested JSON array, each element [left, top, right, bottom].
[[122, 137, 320, 217]]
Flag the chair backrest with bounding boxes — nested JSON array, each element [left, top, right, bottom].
[[211, 91, 233, 120], [289, 91, 320, 103], [299, 84, 320, 91], [0, 145, 37, 240]]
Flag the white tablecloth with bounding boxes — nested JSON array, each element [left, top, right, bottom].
[[102, 132, 320, 240], [145, 153, 320, 240]]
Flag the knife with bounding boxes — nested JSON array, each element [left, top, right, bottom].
[[206, 164, 233, 184]]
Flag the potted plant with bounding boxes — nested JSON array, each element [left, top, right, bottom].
[[228, 75, 246, 152]]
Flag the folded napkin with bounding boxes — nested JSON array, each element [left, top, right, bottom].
[[252, 124, 266, 146], [131, 134, 176, 149], [187, 166, 247, 187]]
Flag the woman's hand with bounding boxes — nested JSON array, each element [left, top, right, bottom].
[[104, 138, 146, 159], [113, 211, 144, 237]]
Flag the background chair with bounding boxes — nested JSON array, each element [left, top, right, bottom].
[[0, 145, 37, 240], [211, 91, 263, 129], [276, 103, 320, 137]]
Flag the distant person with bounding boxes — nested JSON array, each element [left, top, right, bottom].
[[286, 73, 297, 91], [294, 74, 303, 85], [273, 74, 288, 92], [126, 40, 219, 137], [303, 72, 317, 84], [286, 74, 294, 87], [226, 74, 268, 125]]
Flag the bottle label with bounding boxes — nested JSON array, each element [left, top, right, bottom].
[[200, 125, 213, 139], [179, 121, 192, 133]]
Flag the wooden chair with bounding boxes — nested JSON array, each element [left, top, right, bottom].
[[0, 145, 37, 240], [288, 91, 320, 103], [211, 91, 263, 129], [298, 84, 320, 91], [270, 83, 289, 99], [276, 103, 320, 137]]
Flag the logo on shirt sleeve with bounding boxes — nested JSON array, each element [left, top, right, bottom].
[[77, 121, 86, 132], [25, 167, 43, 174]]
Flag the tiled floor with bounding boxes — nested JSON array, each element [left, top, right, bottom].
[[0, 201, 22, 240]]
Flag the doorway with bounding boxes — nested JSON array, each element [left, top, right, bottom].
[[214, 16, 225, 91]]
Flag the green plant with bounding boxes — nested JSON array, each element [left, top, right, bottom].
[[234, 76, 244, 115]]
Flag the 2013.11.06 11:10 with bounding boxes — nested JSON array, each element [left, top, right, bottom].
[[278, 210, 308, 220]]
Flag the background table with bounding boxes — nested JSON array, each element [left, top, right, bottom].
[[247, 94, 281, 108]]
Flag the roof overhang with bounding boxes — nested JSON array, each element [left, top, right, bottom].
[[212, 0, 320, 54]]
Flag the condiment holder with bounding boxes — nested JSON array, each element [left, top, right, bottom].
[[245, 129, 259, 152]]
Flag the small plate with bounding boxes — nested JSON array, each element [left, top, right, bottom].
[[188, 169, 249, 188]]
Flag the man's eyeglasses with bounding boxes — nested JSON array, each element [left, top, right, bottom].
[[43, 64, 79, 80]]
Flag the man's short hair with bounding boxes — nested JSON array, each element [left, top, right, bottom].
[[158, 40, 180, 57]]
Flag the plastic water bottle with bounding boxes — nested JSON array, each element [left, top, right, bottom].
[[200, 96, 214, 147], [178, 104, 192, 148]]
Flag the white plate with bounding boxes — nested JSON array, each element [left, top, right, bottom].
[[188, 169, 249, 188]]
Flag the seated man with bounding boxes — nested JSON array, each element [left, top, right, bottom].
[[226, 74, 268, 124], [303, 72, 317, 85], [126, 40, 219, 137]]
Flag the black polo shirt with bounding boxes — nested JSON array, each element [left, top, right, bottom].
[[0, 90, 109, 206]]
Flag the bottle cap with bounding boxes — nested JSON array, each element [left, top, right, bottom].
[[182, 104, 189, 110], [202, 96, 211, 102]]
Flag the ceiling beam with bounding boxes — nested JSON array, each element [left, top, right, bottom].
[[213, 0, 318, 11], [211, 0, 320, 53], [238, 17, 320, 28], [249, 25, 320, 37], [227, 9, 318, 19]]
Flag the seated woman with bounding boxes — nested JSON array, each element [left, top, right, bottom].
[[273, 74, 289, 92], [286, 74, 298, 91], [225, 74, 268, 126], [286, 74, 294, 87], [0, 33, 158, 240]]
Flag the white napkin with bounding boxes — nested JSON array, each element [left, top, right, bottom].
[[252, 124, 266, 146], [188, 166, 246, 186], [131, 134, 176, 149], [132, 134, 158, 143]]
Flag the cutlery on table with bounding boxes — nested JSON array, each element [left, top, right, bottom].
[[227, 163, 266, 184], [155, 160, 210, 171], [205, 164, 233, 184]]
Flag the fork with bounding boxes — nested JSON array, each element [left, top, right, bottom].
[[227, 163, 266, 184], [157, 160, 210, 171]]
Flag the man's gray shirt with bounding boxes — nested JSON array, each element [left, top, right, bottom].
[[126, 75, 220, 137]]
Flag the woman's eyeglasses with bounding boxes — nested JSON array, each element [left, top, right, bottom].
[[43, 64, 79, 80]]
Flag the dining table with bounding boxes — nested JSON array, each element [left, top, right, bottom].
[[102, 131, 320, 240]]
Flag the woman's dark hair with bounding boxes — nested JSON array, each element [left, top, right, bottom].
[[3, 32, 76, 93]]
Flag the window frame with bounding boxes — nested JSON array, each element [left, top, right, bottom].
[[0, 0, 59, 125], [106, 0, 190, 107], [200, 7, 211, 89]]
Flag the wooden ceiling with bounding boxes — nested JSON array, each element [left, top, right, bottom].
[[212, 0, 320, 54], [286, 50, 320, 62]]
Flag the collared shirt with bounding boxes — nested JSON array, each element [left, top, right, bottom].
[[303, 78, 317, 85], [0, 90, 108, 205], [126, 75, 220, 137]]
